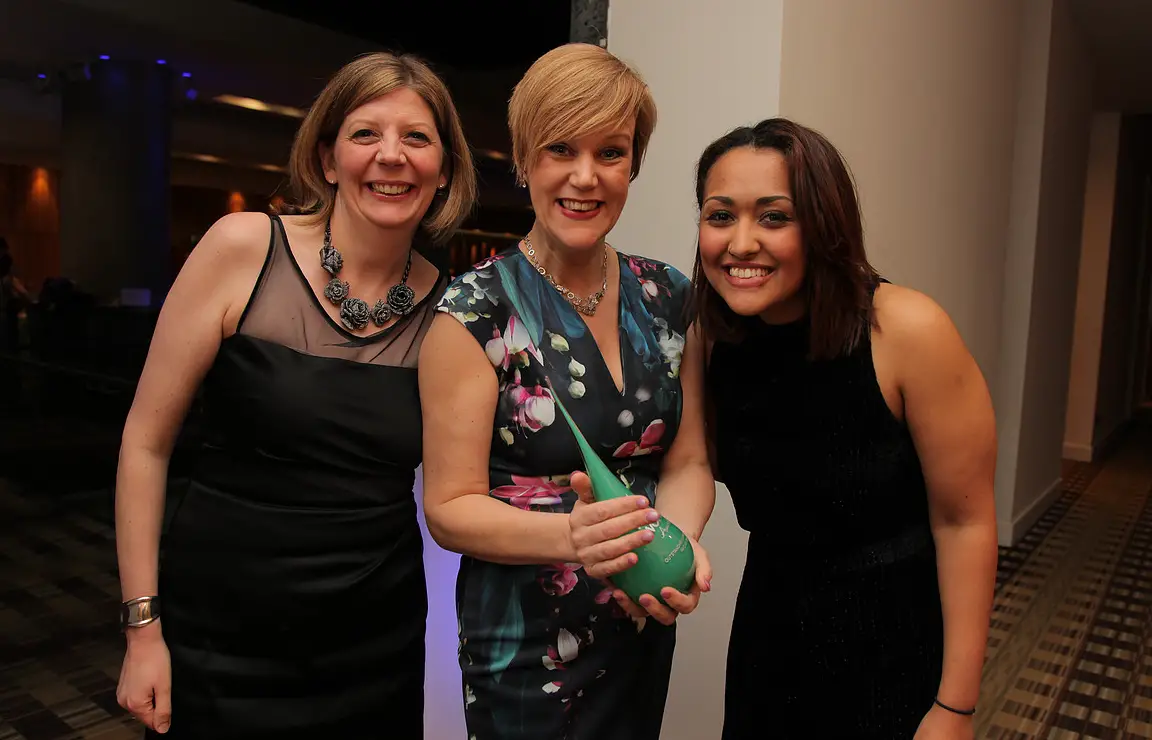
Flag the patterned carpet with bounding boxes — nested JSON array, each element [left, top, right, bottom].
[[0, 428, 1150, 739], [980, 425, 1152, 739], [0, 487, 134, 739]]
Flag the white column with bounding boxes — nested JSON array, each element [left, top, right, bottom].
[[995, 0, 1093, 543], [1063, 116, 1120, 461], [608, 3, 784, 738]]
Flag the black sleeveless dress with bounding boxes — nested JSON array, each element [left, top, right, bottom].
[[709, 315, 944, 739], [151, 216, 438, 739]]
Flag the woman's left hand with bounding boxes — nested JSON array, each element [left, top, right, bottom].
[[913, 703, 975, 740], [612, 538, 712, 626]]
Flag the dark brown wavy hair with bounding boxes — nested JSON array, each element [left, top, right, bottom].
[[690, 118, 880, 360]]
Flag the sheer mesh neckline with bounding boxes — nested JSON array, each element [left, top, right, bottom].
[[274, 215, 442, 344], [231, 215, 445, 368]]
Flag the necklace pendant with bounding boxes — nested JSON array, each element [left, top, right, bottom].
[[323, 278, 350, 305], [371, 299, 392, 327], [339, 297, 371, 331], [387, 283, 416, 316], [320, 245, 343, 276]]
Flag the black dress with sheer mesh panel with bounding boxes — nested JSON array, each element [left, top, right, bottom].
[[148, 215, 437, 740]]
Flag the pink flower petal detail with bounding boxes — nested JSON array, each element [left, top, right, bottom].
[[639, 420, 665, 448], [613, 441, 638, 458]]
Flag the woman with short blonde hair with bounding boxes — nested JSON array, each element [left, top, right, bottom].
[[421, 43, 715, 740], [115, 51, 476, 738], [506, 42, 657, 185]]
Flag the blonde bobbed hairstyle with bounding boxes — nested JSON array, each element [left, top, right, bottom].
[[508, 43, 657, 185], [287, 52, 477, 245]]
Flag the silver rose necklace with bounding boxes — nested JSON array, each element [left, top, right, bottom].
[[320, 216, 416, 331]]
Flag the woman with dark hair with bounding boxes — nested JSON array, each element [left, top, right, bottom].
[[692, 118, 997, 739]]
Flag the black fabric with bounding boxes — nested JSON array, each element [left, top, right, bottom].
[[152, 216, 442, 739], [710, 315, 943, 739]]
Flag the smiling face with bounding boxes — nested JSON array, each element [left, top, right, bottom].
[[525, 121, 636, 253], [698, 146, 807, 324], [321, 87, 447, 233]]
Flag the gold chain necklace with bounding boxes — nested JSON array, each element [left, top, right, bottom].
[[523, 235, 609, 316]]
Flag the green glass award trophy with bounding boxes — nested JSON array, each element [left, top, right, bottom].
[[553, 395, 696, 607]]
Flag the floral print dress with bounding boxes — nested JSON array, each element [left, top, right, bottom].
[[435, 247, 691, 740]]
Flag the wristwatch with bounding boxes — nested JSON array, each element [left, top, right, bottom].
[[119, 595, 161, 632]]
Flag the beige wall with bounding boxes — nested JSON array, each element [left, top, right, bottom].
[[1064, 113, 1122, 461], [777, 0, 1094, 545], [608, 2, 785, 738], [779, 0, 1023, 379], [1005, 0, 1093, 529], [780, 0, 1094, 544]]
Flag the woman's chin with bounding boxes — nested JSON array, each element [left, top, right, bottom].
[[716, 291, 770, 317]]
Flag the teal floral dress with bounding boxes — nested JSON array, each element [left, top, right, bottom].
[[435, 247, 691, 740]]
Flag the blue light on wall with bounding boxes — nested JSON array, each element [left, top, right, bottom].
[[156, 59, 167, 65], [99, 55, 110, 60], [182, 72, 191, 78], [185, 89, 198, 100]]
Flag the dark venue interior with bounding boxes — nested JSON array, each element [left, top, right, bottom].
[[0, 2, 570, 736]]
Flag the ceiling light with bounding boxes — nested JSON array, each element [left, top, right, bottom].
[[214, 94, 307, 119], [173, 151, 289, 175], [182, 153, 225, 164]]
